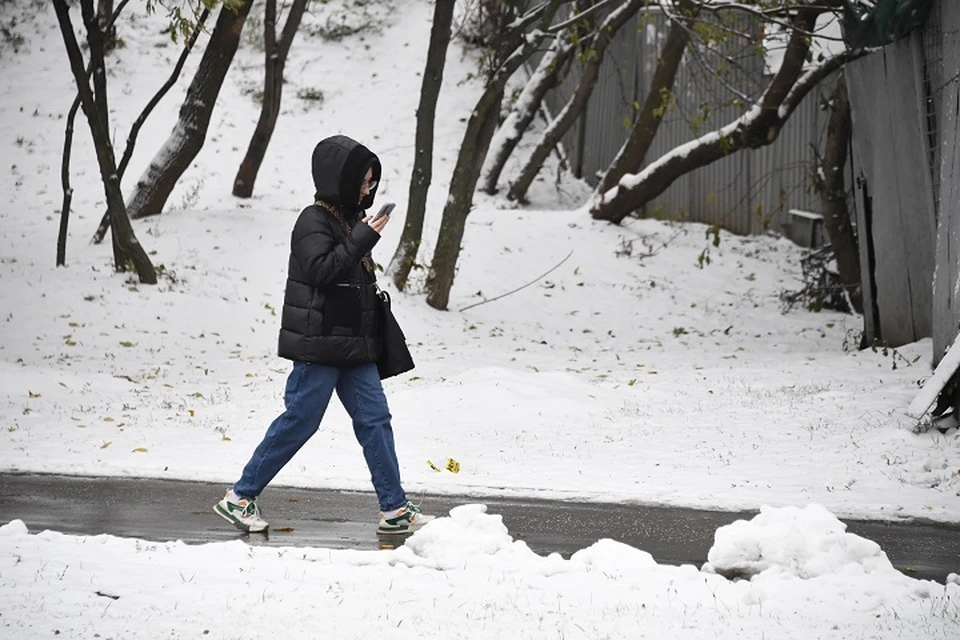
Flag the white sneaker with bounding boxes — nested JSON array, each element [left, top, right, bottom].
[[214, 489, 269, 533], [377, 501, 435, 535]]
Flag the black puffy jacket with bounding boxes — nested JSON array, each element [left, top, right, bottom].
[[277, 136, 384, 365]]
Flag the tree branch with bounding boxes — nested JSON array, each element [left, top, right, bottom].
[[549, 0, 620, 33], [92, 7, 210, 244], [780, 49, 864, 119]]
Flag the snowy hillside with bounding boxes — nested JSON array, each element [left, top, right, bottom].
[[0, 1, 957, 637]]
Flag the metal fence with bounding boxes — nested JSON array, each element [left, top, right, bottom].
[[541, 6, 834, 237], [535, 2, 958, 354]]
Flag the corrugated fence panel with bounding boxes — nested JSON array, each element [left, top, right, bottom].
[[579, 8, 642, 183], [753, 76, 834, 236]]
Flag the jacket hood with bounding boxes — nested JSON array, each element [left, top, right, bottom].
[[311, 135, 381, 218]]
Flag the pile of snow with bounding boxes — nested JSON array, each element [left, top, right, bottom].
[[705, 504, 895, 579], [2, 505, 958, 639]]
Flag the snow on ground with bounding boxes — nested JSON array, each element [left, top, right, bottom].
[[2, 506, 958, 639], [0, 0, 958, 638]]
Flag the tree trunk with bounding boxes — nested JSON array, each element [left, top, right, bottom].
[[425, 87, 503, 310], [232, 0, 308, 198], [594, 0, 697, 196], [481, 30, 573, 195], [59, 1, 123, 262], [388, 0, 455, 292], [97, 0, 117, 51], [425, 0, 566, 310], [508, 0, 645, 204], [54, 0, 156, 283], [590, 8, 859, 224], [127, 0, 253, 219], [815, 73, 863, 314], [57, 95, 81, 267]]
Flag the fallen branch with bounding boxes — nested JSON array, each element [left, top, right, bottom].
[[459, 250, 573, 312]]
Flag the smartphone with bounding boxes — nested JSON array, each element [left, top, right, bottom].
[[372, 202, 396, 222]]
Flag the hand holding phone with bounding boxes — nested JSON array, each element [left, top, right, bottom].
[[372, 202, 396, 222]]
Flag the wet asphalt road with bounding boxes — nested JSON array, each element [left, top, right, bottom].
[[1, 472, 958, 583]]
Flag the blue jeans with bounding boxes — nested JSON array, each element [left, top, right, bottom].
[[234, 361, 407, 512]]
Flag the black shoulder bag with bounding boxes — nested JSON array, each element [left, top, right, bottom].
[[376, 290, 415, 379]]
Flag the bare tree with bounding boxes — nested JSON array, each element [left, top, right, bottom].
[[53, 0, 156, 283], [594, 0, 698, 195], [813, 72, 862, 313], [424, 0, 572, 310], [232, 0, 309, 198], [387, 0, 456, 292], [60, 0, 134, 265], [589, 2, 862, 224], [507, 0, 646, 203], [126, 0, 254, 219]]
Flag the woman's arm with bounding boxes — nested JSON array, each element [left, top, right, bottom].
[[291, 209, 379, 287]]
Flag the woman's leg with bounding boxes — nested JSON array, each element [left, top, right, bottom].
[[234, 361, 338, 497], [336, 362, 406, 512]]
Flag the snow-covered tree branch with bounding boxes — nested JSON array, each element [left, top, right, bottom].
[[589, 2, 860, 224]]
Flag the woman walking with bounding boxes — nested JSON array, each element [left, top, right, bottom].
[[214, 134, 432, 536]]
